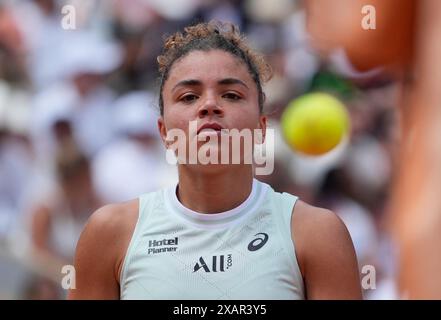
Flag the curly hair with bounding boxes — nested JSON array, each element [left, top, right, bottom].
[[157, 21, 272, 115]]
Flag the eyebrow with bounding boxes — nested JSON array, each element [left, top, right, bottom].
[[218, 78, 249, 89], [172, 79, 202, 92], [172, 78, 249, 92]]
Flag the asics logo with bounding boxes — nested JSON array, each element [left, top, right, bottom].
[[247, 233, 269, 251]]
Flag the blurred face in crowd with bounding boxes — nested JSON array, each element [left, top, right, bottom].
[[158, 49, 267, 169], [72, 73, 104, 97], [34, 0, 56, 15], [58, 157, 95, 213]]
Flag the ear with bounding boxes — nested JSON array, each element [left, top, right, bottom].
[[158, 117, 168, 147], [258, 114, 267, 143]]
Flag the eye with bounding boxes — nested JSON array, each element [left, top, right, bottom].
[[180, 94, 198, 103], [223, 92, 242, 101]]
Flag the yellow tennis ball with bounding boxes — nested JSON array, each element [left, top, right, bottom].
[[281, 93, 350, 156]]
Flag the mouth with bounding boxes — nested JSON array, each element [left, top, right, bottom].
[[197, 122, 224, 135]]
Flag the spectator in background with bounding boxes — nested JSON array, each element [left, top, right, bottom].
[[30, 31, 123, 159], [29, 119, 101, 266], [0, 2, 28, 86], [92, 91, 178, 203], [0, 129, 33, 238], [11, 0, 65, 89], [8, 117, 101, 299]]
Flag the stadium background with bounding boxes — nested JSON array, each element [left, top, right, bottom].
[[0, 0, 401, 299]]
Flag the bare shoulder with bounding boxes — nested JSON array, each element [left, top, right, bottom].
[[86, 199, 139, 261], [292, 200, 349, 237], [291, 200, 355, 274], [69, 199, 139, 299], [291, 200, 362, 299], [85, 199, 139, 239]]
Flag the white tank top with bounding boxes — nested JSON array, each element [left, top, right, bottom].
[[120, 179, 305, 299]]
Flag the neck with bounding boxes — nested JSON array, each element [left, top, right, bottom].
[[177, 165, 254, 214]]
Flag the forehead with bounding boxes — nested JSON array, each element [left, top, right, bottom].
[[165, 50, 254, 87]]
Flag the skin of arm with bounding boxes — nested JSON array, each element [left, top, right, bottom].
[[30, 205, 73, 280], [293, 200, 363, 299], [31, 205, 52, 252], [67, 200, 138, 299]]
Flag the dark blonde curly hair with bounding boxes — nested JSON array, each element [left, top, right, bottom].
[[157, 21, 272, 115]]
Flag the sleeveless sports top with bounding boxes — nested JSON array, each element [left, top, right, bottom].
[[120, 179, 305, 299]]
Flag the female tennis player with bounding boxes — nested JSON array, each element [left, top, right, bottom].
[[68, 22, 362, 300]]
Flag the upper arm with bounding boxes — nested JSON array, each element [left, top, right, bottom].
[[68, 201, 138, 300], [30, 205, 51, 251], [293, 200, 362, 300]]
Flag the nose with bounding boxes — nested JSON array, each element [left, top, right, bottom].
[[197, 94, 223, 118]]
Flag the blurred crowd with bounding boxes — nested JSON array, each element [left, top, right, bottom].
[[0, 0, 401, 299]]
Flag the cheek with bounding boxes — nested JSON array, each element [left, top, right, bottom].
[[231, 107, 261, 130], [163, 107, 192, 133]]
